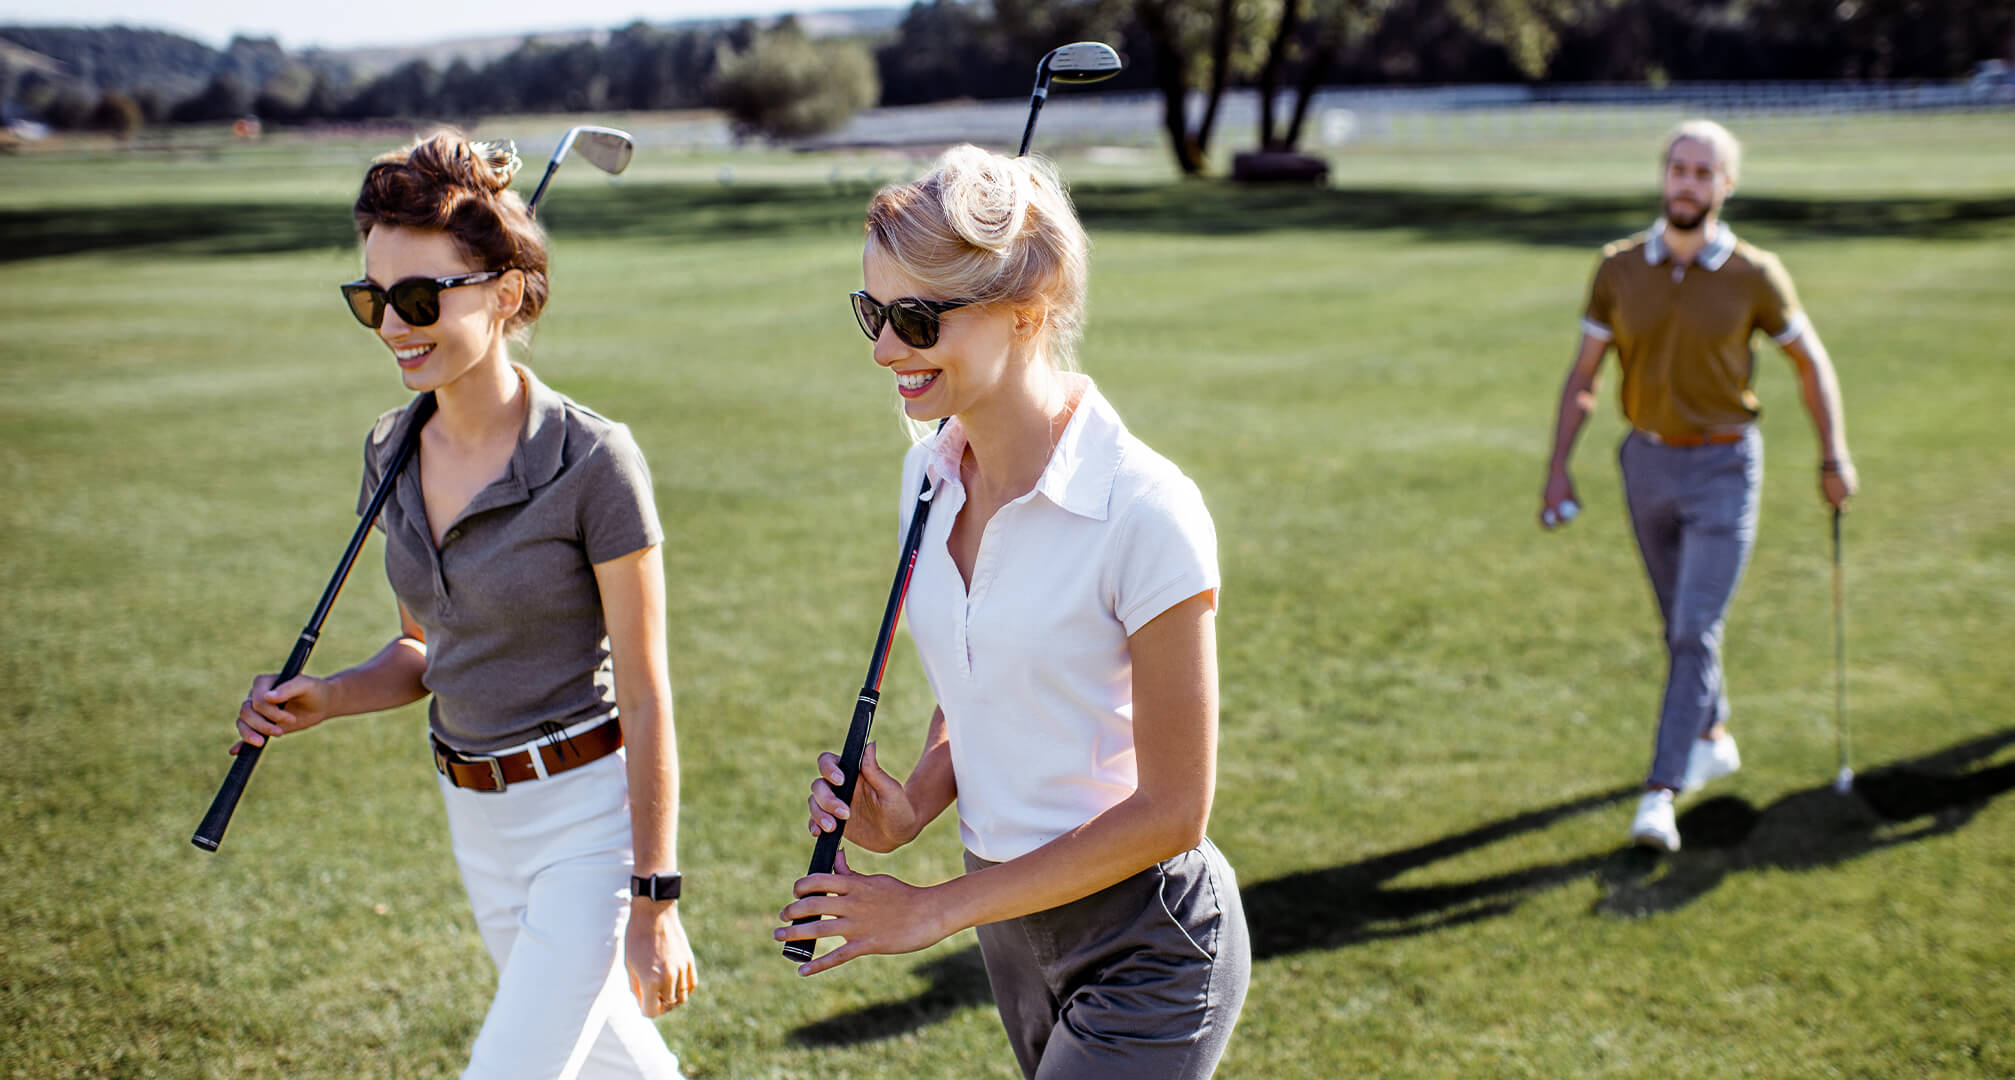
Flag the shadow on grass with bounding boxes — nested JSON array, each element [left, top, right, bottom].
[[8, 184, 2014, 263], [1246, 726, 2015, 957], [793, 728, 2014, 1044], [1595, 726, 2015, 918]]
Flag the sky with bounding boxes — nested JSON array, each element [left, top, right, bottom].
[[0, 0, 886, 49]]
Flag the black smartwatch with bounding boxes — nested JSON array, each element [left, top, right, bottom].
[[630, 872, 683, 901]]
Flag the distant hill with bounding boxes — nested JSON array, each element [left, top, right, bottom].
[[315, 8, 904, 80], [0, 8, 904, 92], [0, 26, 312, 101]]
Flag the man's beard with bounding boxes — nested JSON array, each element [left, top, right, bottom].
[[1665, 198, 1709, 232]]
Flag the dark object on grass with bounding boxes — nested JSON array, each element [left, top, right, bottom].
[[1232, 151, 1331, 184]]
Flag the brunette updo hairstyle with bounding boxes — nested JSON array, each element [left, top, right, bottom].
[[353, 130, 550, 341], [865, 144, 1089, 372]]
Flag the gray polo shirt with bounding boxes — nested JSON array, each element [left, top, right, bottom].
[[358, 366, 663, 754]]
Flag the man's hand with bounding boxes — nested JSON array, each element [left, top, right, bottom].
[[1821, 458, 1858, 509]]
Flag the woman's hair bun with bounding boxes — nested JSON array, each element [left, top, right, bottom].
[[470, 139, 523, 193], [396, 132, 522, 196], [936, 144, 1030, 254]]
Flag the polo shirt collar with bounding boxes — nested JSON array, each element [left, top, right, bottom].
[[1645, 218, 1737, 271], [919, 373, 1124, 522], [515, 364, 567, 491]]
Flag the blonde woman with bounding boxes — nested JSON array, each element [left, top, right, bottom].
[[777, 145, 1249, 1079], [232, 132, 694, 1077]]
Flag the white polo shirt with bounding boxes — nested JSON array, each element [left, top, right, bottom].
[[897, 375, 1220, 863]]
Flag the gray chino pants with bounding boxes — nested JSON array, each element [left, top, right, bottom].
[[1619, 428, 1763, 790], [965, 838, 1250, 1080]]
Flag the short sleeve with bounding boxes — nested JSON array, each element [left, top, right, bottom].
[[578, 424, 665, 564], [1581, 256, 1617, 342], [1112, 475, 1221, 637], [357, 413, 395, 532], [1754, 253, 1808, 345]]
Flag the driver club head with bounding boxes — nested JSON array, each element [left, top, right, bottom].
[[1041, 42, 1124, 85]]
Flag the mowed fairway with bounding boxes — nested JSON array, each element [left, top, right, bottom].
[[2, 113, 2011, 1078]]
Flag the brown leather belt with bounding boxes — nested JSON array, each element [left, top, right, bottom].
[[1638, 428, 1748, 448], [432, 720, 623, 792]]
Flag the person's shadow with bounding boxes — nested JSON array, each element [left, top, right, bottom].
[[1594, 727, 2015, 917], [791, 727, 2015, 1045]]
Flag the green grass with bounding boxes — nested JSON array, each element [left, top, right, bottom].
[[2, 112, 2012, 1079]]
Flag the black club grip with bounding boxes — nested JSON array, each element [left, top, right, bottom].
[[191, 630, 316, 851], [783, 689, 880, 962]]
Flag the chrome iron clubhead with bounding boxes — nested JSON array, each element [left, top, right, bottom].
[[571, 127, 635, 175], [526, 125, 635, 214]]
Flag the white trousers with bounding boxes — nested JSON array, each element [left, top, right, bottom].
[[438, 748, 683, 1080]]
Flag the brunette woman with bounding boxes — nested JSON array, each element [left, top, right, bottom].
[[233, 131, 694, 1079]]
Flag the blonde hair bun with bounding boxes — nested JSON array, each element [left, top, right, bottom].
[[936, 144, 1030, 254]]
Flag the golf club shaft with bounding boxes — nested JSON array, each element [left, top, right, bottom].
[[525, 157, 563, 215], [783, 474, 936, 962], [1832, 507, 1849, 777], [192, 392, 436, 852], [1017, 85, 1049, 157]]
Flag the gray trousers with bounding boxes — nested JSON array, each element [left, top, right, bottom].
[[965, 839, 1250, 1080], [1618, 428, 1763, 790]]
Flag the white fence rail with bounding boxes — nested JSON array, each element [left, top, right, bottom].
[[787, 81, 2012, 152]]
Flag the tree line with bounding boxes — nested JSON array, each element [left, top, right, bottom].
[[4, 0, 2009, 171]]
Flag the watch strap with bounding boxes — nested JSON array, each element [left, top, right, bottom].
[[630, 872, 682, 901]]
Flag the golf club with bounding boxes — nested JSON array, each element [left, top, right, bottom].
[[1017, 42, 1125, 157], [192, 392, 436, 851], [782, 445, 940, 963], [526, 125, 635, 214], [1832, 507, 1853, 794], [194, 125, 634, 853]]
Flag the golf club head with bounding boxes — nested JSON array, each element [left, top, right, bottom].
[[572, 126, 635, 176], [1041, 42, 1124, 85], [526, 125, 634, 215]]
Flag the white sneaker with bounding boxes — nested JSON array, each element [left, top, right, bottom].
[[1681, 734, 1741, 793], [1631, 789, 1680, 851]]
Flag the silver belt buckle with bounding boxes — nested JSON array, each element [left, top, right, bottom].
[[477, 754, 508, 791]]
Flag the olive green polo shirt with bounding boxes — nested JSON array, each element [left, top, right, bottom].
[[1582, 220, 1809, 440], [358, 366, 663, 755]]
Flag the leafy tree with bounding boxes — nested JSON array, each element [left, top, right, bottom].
[[252, 62, 316, 122], [877, 0, 1032, 105], [88, 88, 142, 136], [168, 72, 249, 123], [40, 83, 93, 128], [712, 22, 880, 140], [342, 60, 439, 120]]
